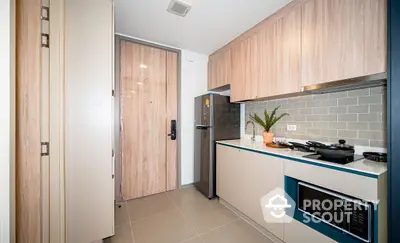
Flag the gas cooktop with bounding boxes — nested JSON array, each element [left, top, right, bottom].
[[303, 153, 364, 165]]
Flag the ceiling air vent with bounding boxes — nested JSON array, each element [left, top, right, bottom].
[[167, 0, 192, 17]]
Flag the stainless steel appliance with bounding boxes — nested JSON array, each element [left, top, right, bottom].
[[298, 182, 373, 242], [194, 94, 240, 199]]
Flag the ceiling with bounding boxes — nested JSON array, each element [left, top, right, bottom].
[[115, 0, 293, 54]]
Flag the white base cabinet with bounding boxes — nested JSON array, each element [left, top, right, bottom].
[[284, 219, 337, 243], [216, 144, 284, 239]]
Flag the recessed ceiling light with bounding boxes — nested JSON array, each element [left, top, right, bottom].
[[167, 0, 191, 17], [139, 64, 147, 69]]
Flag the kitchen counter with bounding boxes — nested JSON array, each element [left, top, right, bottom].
[[216, 139, 387, 178], [216, 139, 388, 243]]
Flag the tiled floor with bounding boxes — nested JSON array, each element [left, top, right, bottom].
[[105, 186, 274, 243]]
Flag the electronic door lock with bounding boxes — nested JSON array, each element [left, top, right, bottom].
[[167, 120, 177, 140]]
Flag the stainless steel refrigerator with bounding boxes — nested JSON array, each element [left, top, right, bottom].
[[194, 94, 241, 199]]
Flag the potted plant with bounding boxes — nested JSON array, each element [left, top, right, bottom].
[[250, 106, 289, 144]]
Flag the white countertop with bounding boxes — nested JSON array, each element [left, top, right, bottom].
[[216, 139, 387, 177]]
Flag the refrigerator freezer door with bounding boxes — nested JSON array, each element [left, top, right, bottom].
[[194, 126, 212, 197]]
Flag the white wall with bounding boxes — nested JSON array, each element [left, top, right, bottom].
[[0, 0, 12, 242], [180, 50, 208, 185], [115, 33, 209, 187]]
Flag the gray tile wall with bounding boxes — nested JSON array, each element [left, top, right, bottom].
[[244, 87, 387, 148]]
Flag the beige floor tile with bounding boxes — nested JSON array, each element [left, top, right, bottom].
[[200, 220, 273, 243], [127, 192, 176, 221], [115, 202, 129, 227], [104, 224, 134, 243], [132, 208, 197, 243], [181, 236, 204, 243], [167, 186, 208, 207], [179, 197, 239, 234]]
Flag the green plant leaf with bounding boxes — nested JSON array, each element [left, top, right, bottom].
[[266, 106, 279, 132], [269, 113, 290, 130], [264, 109, 270, 128], [270, 106, 279, 120], [250, 107, 289, 132], [250, 113, 266, 130]]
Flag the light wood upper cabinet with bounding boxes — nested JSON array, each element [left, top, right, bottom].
[[230, 41, 244, 102], [301, 0, 386, 86], [258, 7, 302, 98], [257, 24, 275, 99], [231, 6, 302, 102], [208, 48, 232, 90], [275, 7, 302, 95], [231, 37, 256, 101], [210, 0, 386, 101], [231, 32, 265, 102], [364, 0, 387, 75]]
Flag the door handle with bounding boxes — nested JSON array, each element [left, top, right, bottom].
[[167, 120, 177, 140], [195, 125, 211, 130]]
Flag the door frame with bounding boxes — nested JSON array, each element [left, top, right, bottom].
[[114, 34, 182, 201], [387, 0, 400, 242], [48, 0, 66, 241]]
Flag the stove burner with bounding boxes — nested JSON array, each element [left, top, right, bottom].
[[303, 153, 364, 165]]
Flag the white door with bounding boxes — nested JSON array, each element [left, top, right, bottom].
[[65, 0, 115, 242]]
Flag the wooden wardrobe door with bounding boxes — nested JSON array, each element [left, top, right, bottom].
[[120, 41, 168, 199], [16, 0, 41, 241]]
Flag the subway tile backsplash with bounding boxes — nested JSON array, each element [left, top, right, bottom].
[[244, 87, 387, 148]]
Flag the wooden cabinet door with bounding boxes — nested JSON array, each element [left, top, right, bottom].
[[258, 8, 301, 98], [275, 7, 302, 95], [364, 0, 387, 75], [208, 57, 217, 89], [249, 31, 263, 99], [301, 0, 365, 86], [230, 41, 246, 102], [231, 36, 259, 102], [257, 24, 276, 99], [208, 49, 232, 90], [218, 49, 232, 88]]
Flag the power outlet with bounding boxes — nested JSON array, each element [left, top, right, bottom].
[[287, 125, 297, 131]]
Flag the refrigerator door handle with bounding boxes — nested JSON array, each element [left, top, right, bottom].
[[195, 125, 211, 130]]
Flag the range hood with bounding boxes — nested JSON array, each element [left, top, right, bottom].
[[302, 72, 387, 94]]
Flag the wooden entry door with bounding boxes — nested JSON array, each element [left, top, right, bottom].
[[120, 41, 178, 200]]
